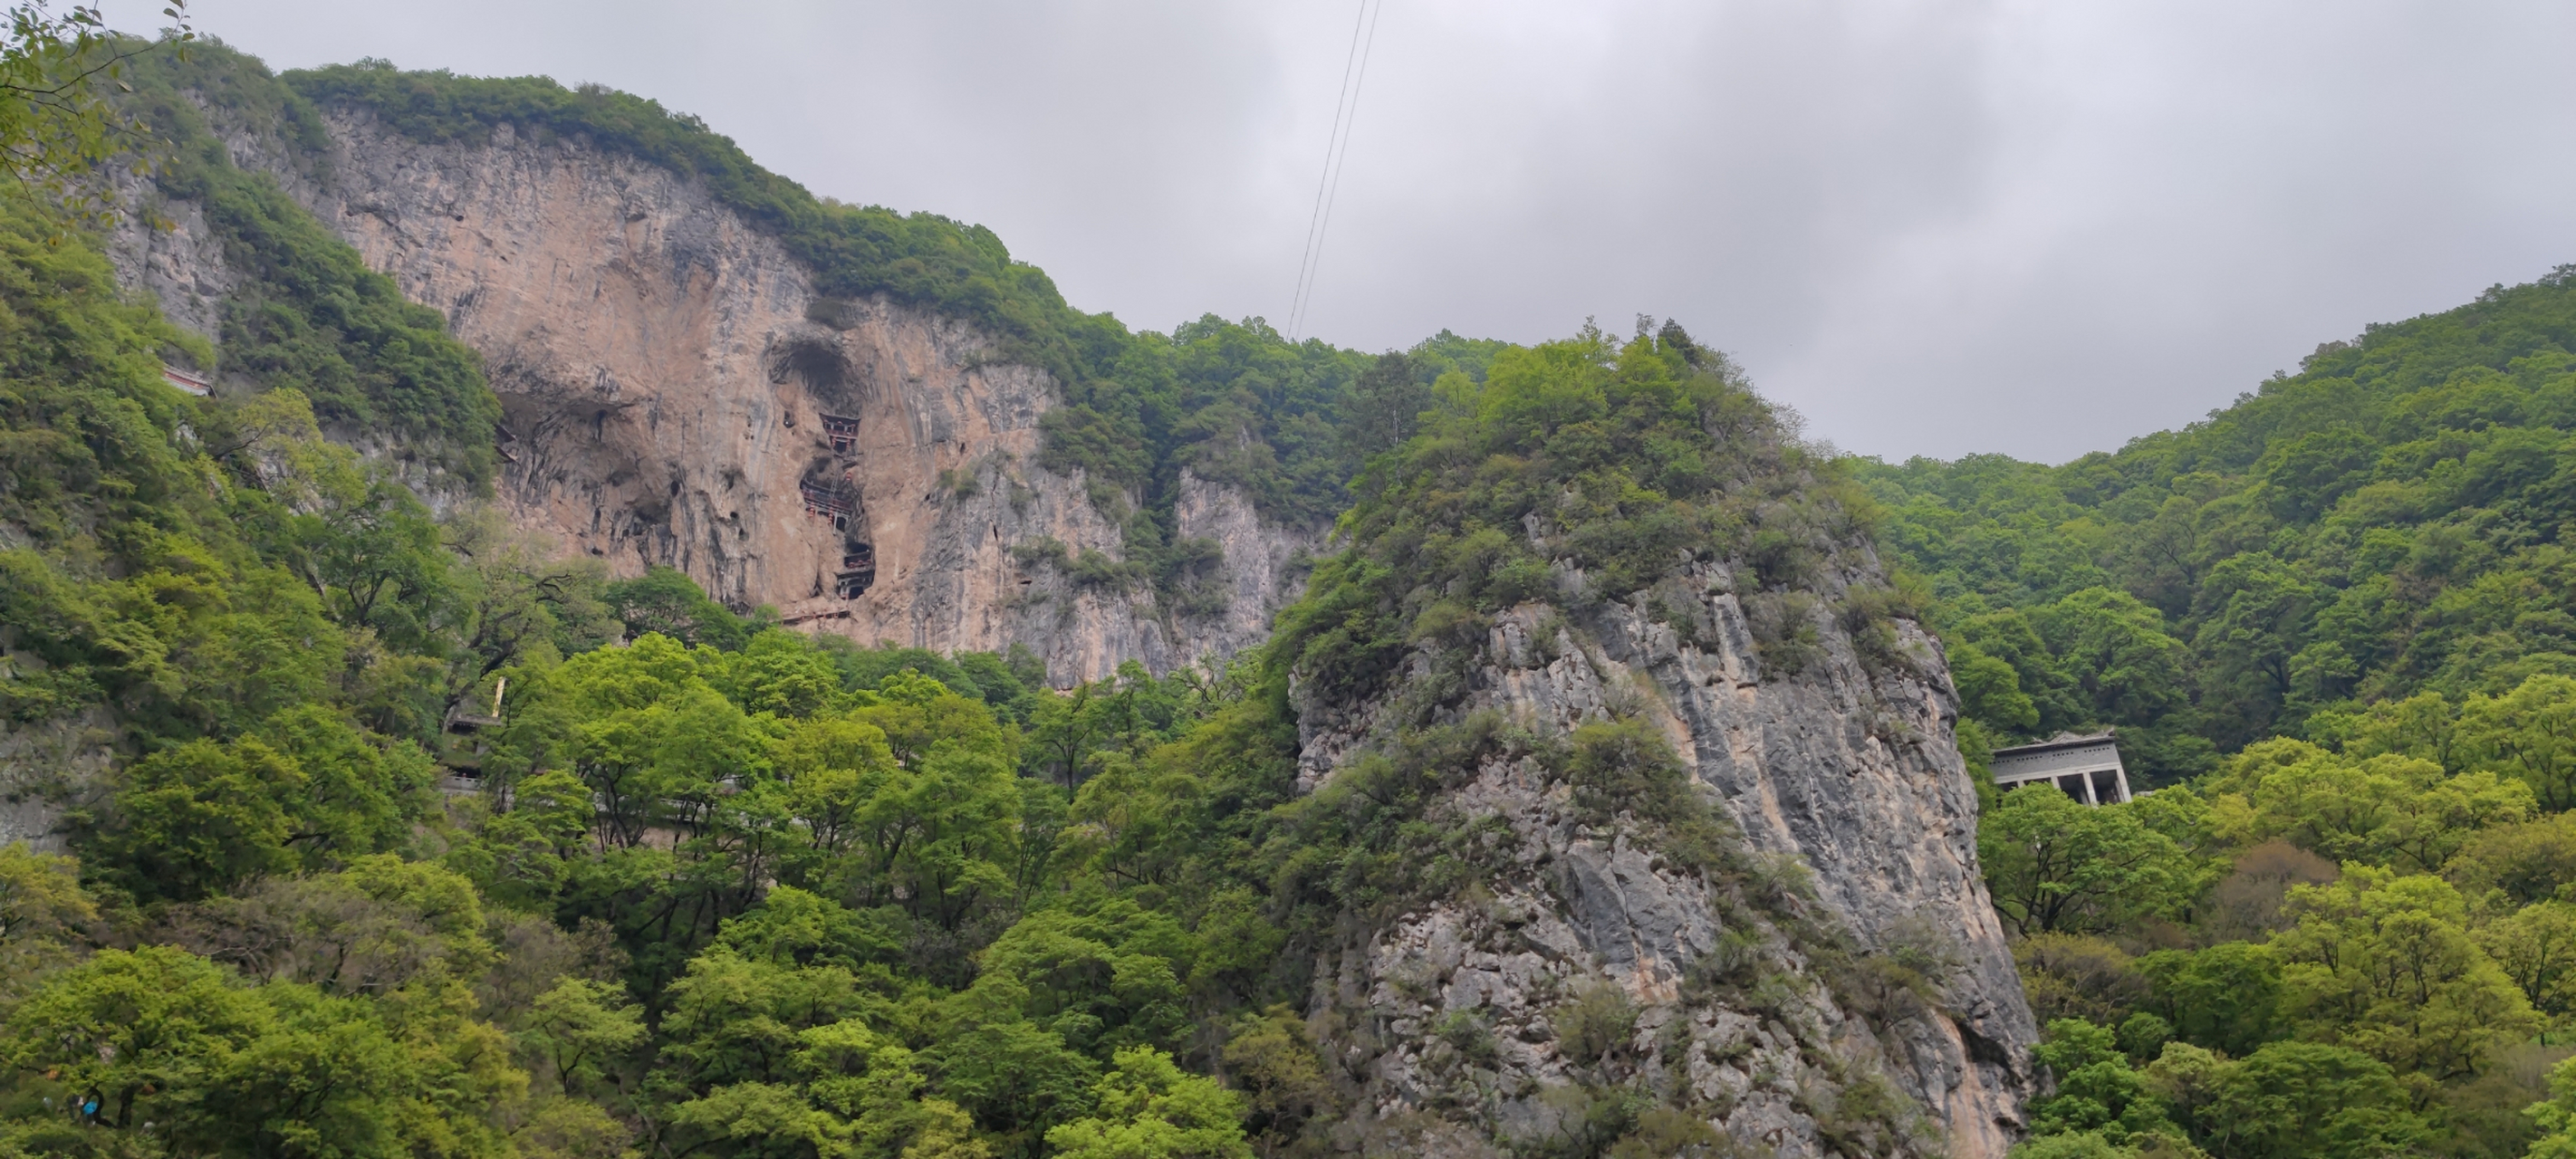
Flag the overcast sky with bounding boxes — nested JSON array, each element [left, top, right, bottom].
[[101, 1, 2576, 464]]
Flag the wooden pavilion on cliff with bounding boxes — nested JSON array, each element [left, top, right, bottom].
[[1991, 731, 2132, 805], [833, 545, 876, 599], [819, 414, 861, 455], [801, 482, 855, 523], [161, 363, 211, 396]]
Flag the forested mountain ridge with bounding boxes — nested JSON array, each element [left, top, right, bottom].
[[1861, 268, 2576, 781], [1870, 271, 2576, 1159], [0, 36, 2028, 1159], [0, 217, 2029, 1158]]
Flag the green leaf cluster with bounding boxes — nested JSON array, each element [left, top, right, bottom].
[[1995, 675, 2576, 1157], [2012, 1018, 2429, 1159], [1276, 319, 1862, 712]]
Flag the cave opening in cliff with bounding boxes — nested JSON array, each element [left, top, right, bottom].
[[772, 334, 852, 398]]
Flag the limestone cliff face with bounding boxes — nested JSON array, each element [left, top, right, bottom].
[[103, 179, 236, 343], [120, 108, 1316, 681], [1292, 557, 2034, 1156]]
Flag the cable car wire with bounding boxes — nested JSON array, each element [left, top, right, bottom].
[[1287, 0, 1382, 341]]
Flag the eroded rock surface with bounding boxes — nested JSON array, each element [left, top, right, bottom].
[[123, 107, 1318, 680], [1294, 561, 2034, 1157]]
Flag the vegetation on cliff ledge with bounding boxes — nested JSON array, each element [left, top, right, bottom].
[[118, 45, 505, 485], [1280, 317, 1900, 711]]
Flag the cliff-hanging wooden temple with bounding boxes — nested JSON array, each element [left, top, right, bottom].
[[819, 413, 861, 455], [834, 546, 875, 599]]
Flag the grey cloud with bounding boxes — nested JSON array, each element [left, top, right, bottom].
[[103, 0, 2576, 461]]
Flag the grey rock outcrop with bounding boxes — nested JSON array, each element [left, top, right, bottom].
[[0, 709, 116, 854], [1293, 560, 2034, 1154], [102, 187, 237, 343]]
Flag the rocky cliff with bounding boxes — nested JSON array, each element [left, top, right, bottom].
[[1276, 356, 2035, 1157], [1299, 583, 2030, 1157], [111, 104, 1317, 682], [96, 71, 2039, 1154]]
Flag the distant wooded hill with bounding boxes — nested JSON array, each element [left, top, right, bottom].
[[1859, 269, 2576, 781]]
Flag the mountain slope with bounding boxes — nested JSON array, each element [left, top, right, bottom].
[[1860, 270, 2576, 777], [1884, 275, 2576, 1159], [1264, 325, 2032, 1154]]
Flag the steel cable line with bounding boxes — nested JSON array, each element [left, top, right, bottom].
[[1287, 0, 1382, 342]]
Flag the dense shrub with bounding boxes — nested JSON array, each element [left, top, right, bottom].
[[125, 47, 502, 485]]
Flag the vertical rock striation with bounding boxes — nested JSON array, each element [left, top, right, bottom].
[[1278, 339, 2036, 1154], [1293, 561, 2034, 1157], [122, 105, 1318, 680]]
